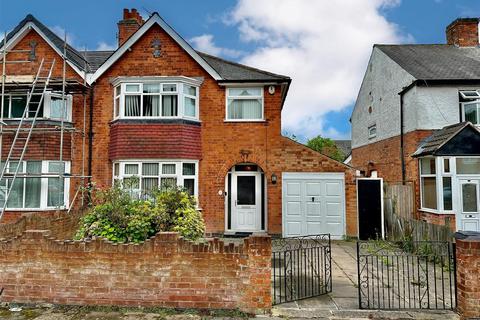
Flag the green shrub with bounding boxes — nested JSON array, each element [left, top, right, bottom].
[[74, 185, 205, 242]]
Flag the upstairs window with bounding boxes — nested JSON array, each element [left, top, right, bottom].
[[226, 87, 263, 121], [368, 124, 377, 139], [114, 82, 198, 120], [460, 90, 480, 125], [1, 92, 72, 121]]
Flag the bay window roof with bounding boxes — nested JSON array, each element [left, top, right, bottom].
[[412, 122, 480, 157]]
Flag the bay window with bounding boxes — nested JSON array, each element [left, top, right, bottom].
[[114, 81, 198, 120], [113, 160, 198, 197], [226, 87, 264, 121], [1, 92, 72, 121], [420, 158, 437, 210], [0, 160, 70, 209]]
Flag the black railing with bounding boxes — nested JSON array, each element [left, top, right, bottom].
[[356, 240, 456, 310], [271, 234, 332, 305]]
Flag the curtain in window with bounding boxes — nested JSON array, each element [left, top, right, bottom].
[[162, 95, 178, 116], [421, 177, 437, 210], [47, 162, 65, 207], [125, 95, 141, 116], [161, 177, 177, 189], [143, 95, 160, 116], [142, 163, 159, 175], [50, 97, 66, 120], [142, 178, 159, 192], [124, 164, 138, 174], [7, 178, 24, 208], [25, 161, 41, 208], [227, 99, 261, 119], [162, 164, 176, 174], [183, 179, 194, 196], [184, 97, 196, 117]]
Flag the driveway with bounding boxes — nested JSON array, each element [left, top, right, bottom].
[[272, 241, 459, 320]]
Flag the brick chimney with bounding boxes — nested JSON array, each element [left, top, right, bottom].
[[446, 18, 479, 47], [118, 8, 145, 47]]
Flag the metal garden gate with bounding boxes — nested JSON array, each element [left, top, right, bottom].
[[356, 240, 456, 310], [271, 234, 332, 305]]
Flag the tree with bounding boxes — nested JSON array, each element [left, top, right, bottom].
[[306, 135, 345, 162]]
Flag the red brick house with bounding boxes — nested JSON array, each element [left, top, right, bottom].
[[351, 18, 480, 232], [0, 9, 357, 238]]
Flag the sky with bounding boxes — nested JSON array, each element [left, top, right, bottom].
[[1, 0, 480, 142]]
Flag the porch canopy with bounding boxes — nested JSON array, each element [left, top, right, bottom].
[[412, 122, 480, 157]]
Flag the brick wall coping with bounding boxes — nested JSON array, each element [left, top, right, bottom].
[[0, 229, 268, 256], [455, 231, 480, 241]]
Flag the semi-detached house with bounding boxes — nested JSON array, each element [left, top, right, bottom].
[[0, 9, 357, 238], [351, 18, 480, 232]]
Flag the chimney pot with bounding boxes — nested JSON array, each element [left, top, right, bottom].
[[446, 18, 479, 47]]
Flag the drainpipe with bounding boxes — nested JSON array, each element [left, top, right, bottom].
[[88, 84, 94, 184], [400, 91, 406, 185]]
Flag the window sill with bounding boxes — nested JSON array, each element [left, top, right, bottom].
[[5, 207, 68, 212], [110, 118, 201, 125], [419, 208, 455, 215], [223, 119, 266, 123]]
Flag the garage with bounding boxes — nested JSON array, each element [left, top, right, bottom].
[[282, 173, 346, 239]]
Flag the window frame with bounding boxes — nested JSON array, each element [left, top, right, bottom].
[[461, 101, 480, 125], [1, 160, 71, 211], [113, 82, 199, 121], [1, 92, 73, 121], [112, 160, 199, 198], [225, 87, 265, 122]]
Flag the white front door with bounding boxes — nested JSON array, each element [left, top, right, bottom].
[[458, 179, 480, 231], [232, 172, 261, 231]]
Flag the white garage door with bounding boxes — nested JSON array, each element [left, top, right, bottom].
[[282, 173, 346, 239]]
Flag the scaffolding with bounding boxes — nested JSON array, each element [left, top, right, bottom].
[[0, 30, 90, 221]]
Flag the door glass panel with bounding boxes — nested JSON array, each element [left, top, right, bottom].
[[237, 176, 255, 205], [462, 183, 478, 213]]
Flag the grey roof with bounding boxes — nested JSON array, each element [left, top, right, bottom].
[[198, 52, 290, 81], [3, 14, 291, 82], [83, 51, 114, 72], [377, 44, 480, 80], [412, 122, 474, 157], [1, 14, 88, 72], [333, 140, 351, 156]]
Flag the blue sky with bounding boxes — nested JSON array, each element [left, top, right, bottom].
[[1, 0, 480, 142]]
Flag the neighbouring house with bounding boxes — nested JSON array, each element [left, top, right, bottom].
[[0, 9, 357, 238], [351, 18, 480, 232]]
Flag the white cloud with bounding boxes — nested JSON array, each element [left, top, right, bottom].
[[96, 41, 116, 51], [190, 34, 243, 58], [224, 0, 411, 139], [49, 25, 77, 48]]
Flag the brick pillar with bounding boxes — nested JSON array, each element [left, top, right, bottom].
[[455, 231, 480, 320], [240, 234, 272, 314]]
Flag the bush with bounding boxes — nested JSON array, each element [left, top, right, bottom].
[[74, 185, 205, 243]]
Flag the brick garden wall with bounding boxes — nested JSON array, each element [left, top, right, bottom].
[[0, 231, 271, 313], [455, 231, 480, 320], [0, 210, 84, 239]]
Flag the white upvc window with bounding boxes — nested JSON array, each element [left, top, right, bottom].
[[461, 101, 480, 125], [114, 82, 199, 120], [112, 160, 198, 198], [226, 87, 264, 121], [420, 157, 438, 210], [1, 92, 72, 121], [0, 160, 70, 210]]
